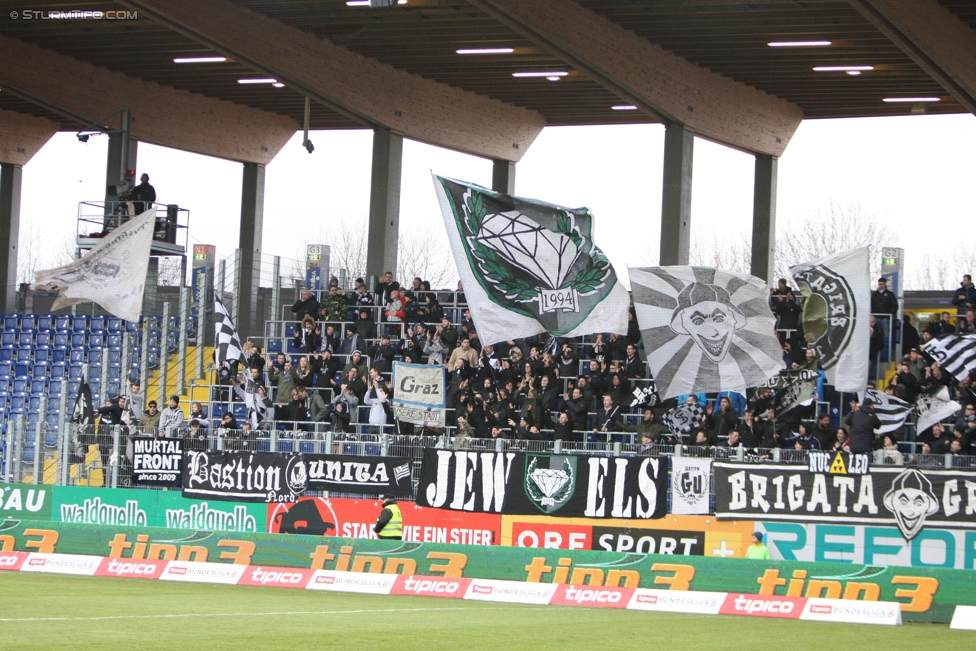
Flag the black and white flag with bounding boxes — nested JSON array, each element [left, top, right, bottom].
[[630, 382, 659, 408], [861, 388, 911, 434], [759, 366, 819, 417], [234, 379, 267, 430], [70, 379, 95, 426], [631, 266, 784, 400], [915, 386, 962, 435], [213, 292, 245, 377], [661, 403, 706, 441], [305, 454, 413, 496], [433, 175, 629, 345], [922, 333, 976, 382]]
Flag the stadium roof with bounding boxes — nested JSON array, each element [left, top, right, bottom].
[[0, 0, 973, 157]]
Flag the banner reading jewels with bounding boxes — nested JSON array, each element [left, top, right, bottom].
[[182, 450, 308, 503], [417, 449, 667, 519], [132, 437, 183, 487], [305, 454, 413, 496], [714, 462, 976, 541]]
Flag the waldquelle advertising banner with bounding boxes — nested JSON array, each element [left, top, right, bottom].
[[416, 449, 668, 519]]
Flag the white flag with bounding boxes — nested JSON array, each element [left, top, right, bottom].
[[860, 388, 911, 434], [915, 386, 962, 435], [631, 266, 784, 399], [670, 457, 711, 515], [392, 362, 446, 427], [791, 248, 870, 392], [31, 209, 156, 322], [433, 175, 629, 346], [922, 334, 976, 382]]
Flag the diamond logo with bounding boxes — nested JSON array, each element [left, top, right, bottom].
[[474, 211, 581, 290], [525, 455, 576, 514]]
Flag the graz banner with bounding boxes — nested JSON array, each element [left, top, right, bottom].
[[714, 462, 976, 541], [392, 362, 446, 427], [132, 437, 183, 487], [182, 450, 308, 503], [417, 449, 667, 519], [670, 457, 711, 515], [305, 454, 413, 496]]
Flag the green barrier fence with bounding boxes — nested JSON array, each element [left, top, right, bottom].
[[0, 519, 972, 623]]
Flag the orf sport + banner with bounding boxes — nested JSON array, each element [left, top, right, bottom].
[[417, 449, 667, 519], [392, 362, 446, 427], [714, 462, 976, 541], [433, 175, 629, 345], [631, 266, 783, 399], [670, 458, 711, 515], [305, 454, 413, 496], [183, 450, 308, 503], [790, 248, 870, 393], [131, 437, 183, 487]]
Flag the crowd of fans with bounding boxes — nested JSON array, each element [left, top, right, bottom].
[[99, 271, 976, 464]]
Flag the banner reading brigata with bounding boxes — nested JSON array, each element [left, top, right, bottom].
[[417, 450, 667, 519], [714, 462, 976, 541], [392, 362, 446, 427], [183, 450, 308, 503], [132, 437, 183, 487], [305, 454, 413, 496]]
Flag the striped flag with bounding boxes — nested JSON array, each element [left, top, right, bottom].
[[915, 386, 962, 435], [922, 334, 976, 382], [213, 292, 245, 374], [861, 388, 911, 434]]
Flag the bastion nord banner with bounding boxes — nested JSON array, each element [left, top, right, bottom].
[[416, 449, 667, 519]]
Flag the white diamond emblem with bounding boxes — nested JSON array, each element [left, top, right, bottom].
[[473, 211, 581, 289]]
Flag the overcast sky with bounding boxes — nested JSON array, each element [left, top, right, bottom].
[[17, 112, 976, 291]]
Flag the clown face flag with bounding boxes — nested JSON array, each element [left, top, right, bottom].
[[631, 267, 784, 399], [790, 248, 870, 392], [433, 175, 629, 345]]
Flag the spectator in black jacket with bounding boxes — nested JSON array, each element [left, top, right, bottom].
[[871, 277, 898, 318], [592, 395, 622, 436], [952, 275, 976, 332], [291, 288, 320, 323], [707, 396, 738, 444], [844, 398, 882, 454]]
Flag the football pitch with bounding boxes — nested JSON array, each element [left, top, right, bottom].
[[1, 573, 971, 651]]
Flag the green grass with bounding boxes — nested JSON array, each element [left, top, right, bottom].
[[0, 573, 970, 651]]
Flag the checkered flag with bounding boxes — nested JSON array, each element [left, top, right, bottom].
[[661, 403, 706, 441], [214, 292, 245, 374]]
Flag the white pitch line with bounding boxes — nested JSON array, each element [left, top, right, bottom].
[[0, 606, 488, 623]]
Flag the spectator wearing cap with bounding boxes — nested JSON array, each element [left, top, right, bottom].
[[159, 396, 185, 432], [370, 334, 397, 373], [745, 532, 770, 560], [338, 324, 367, 355]]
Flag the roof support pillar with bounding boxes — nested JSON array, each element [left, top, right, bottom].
[[492, 159, 516, 195], [366, 129, 403, 280], [750, 154, 779, 285], [238, 162, 265, 340], [0, 163, 23, 313], [105, 133, 138, 211], [659, 124, 693, 266]]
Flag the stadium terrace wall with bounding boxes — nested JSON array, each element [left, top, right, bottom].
[[4, 485, 976, 570], [0, 519, 972, 623]]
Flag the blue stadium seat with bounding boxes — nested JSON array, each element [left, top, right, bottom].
[[72, 315, 89, 333], [125, 319, 137, 333], [285, 323, 296, 337], [87, 349, 102, 364], [32, 363, 49, 379], [89, 334, 105, 350], [16, 331, 33, 347], [12, 378, 28, 394], [48, 379, 62, 397], [108, 364, 121, 380], [33, 348, 51, 364], [0, 361, 10, 377], [0, 393, 8, 410], [107, 334, 122, 348], [0, 346, 12, 362], [89, 379, 101, 396], [53, 332, 68, 347], [36, 314, 54, 332], [20, 315, 37, 331], [16, 347, 31, 363], [3, 314, 20, 331], [90, 315, 106, 333], [14, 362, 31, 379], [44, 420, 59, 447], [35, 332, 51, 347], [1, 332, 14, 346], [51, 347, 66, 363], [47, 399, 60, 414], [55, 315, 71, 332], [0, 377, 9, 394], [68, 348, 86, 364], [108, 348, 121, 364], [268, 340, 282, 353], [70, 332, 87, 348], [50, 362, 66, 379], [68, 364, 84, 380], [148, 351, 158, 368], [107, 317, 122, 334], [232, 403, 247, 419], [10, 395, 26, 411], [67, 379, 81, 396], [28, 396, 42, 412], [107, 379, 121, 397]]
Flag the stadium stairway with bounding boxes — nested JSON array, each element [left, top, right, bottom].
[[144, 345, 215, 409]]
